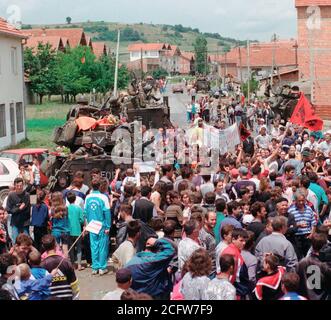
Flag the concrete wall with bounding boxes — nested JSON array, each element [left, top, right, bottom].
[[0, 34, 26, 149]]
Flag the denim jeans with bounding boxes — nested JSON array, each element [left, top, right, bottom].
[[12, 226, 30, 244]]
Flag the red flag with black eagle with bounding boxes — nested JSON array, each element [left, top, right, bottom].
[[290, 93, 323, 131], [239, 123, 251, 142]]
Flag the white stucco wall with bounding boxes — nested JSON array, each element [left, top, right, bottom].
[[0, 34, 26, 150]]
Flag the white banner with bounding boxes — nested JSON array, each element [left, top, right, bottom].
[[224, 123, 241, 153]]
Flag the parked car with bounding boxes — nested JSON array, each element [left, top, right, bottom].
[[0, 148, 49, 186], [172, 84, 184, 94], [0, 158, 20, 204]]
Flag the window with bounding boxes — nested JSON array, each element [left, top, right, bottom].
[[0, 162, 9, 176], [0, 104, 6, 138], [11, 47, 18, 75], [16, 102, 24, 133]]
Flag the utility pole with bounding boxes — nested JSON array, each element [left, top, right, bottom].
[[239, 46, 243, 93], [247, 40, 251, 100], [308, 29, 315, 103], [225, 51, 228, 79], [271, 33, 277, 87], [113, 30, 120, 98], [140, 48, 144, 80]]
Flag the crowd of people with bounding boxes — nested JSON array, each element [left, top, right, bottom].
[[1, 84, 331, 301]]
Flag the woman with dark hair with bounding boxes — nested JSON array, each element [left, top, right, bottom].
[[165, 191, 184, 239], [151, 181, 167, 217], [180, 248, 212, 300], [253, 254, 285, 300]]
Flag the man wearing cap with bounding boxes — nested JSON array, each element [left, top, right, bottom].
[[73, 136, 105, 158], [102, 268, 133, 300]]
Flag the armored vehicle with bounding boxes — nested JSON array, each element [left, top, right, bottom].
[[47, 88, 173, 190], [195, 77, 211, 93], [266, 85, 301, 121]]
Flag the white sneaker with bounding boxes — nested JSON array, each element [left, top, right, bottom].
[[99, 269, 109, 276], [92, 270, 98, 275]]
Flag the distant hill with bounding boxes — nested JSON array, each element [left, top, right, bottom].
[[22, 21, 257, 63]]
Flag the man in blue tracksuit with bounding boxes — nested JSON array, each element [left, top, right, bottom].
[[125, 238, 176, 300], [84, 180, 111, 275]]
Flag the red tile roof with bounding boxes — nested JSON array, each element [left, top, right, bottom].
[[181, 51, 195, 61], [21, 28, 86, 47], [296, 0, 331, 6], [128, 43, 168, 52], [92, 42, 107, 58], [25, 36, 65, 51], [214, 40, 297, 68], [0, 17, 27, 38]]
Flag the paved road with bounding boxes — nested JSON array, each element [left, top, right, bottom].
[[166, 84, 190, 129], [77, 84, 192, 300]]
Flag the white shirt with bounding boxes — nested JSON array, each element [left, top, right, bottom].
[[112, 240, 136, 269], [178, 238, 201, 271]]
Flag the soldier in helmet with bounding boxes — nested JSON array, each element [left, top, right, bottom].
[[143, 83, 161, 104], [73, 136, 105, 158], [127, 78, 141, 109]]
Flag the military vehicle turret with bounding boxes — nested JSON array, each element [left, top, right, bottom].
[[46, 81, 173, 191], [266, 85, 301, 121], [195, 76, 211, 93]]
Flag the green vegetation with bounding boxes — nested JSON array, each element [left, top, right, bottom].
[[152, 68, 168, 79], [24, 22, 255, 65], [242, 78, 259, 98], [194, 35, 209, 75], [24, 43, 130, 104], [86, 26, 145, 42], [14, 101, 70, 150]]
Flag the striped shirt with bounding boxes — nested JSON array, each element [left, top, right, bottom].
[[288, 204, 316, 236]]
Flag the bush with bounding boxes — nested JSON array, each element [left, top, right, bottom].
[[152, 68, 168, 79]]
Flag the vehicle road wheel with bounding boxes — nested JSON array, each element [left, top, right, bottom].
[[0, 188, 9, 204]]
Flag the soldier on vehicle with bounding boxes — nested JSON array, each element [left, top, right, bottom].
[[73, 136, 105, 159]]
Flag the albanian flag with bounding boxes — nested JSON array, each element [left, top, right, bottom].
[[239, 123, 251, 142], [290, 93, 324, 131]]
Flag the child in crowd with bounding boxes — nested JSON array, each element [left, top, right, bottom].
[[67, 192, 85, 271], [31, 190, 49, 251], [28, 250, 49, 280], [51, 206, 70, 258], [15, 263, 56, 300]]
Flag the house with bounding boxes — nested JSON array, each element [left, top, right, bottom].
[[127, 42, 195, 75], [180, 52, 196, 75], [127, 43, 170, 73], [91, 41, 108, 58], [296, 0, 331, 119], [21, 28, 88, 47], [25, 35, 70, 52], [0, 18, 28, 149], [210, 40, 298, 82]]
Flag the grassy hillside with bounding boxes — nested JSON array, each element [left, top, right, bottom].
[[23, 21, 254, 64]]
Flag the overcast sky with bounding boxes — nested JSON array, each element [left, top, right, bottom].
[[0, 0, 297, 41]]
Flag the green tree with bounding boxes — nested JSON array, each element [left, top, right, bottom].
[[152, 68, 168, 79], [194, 35, 209, 75], [94, 55, 130, 94], [242, 78, 259, 98], [24, 43, 58, 104], [66, 17, 72, 24], [55, 46, 96, 102]]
